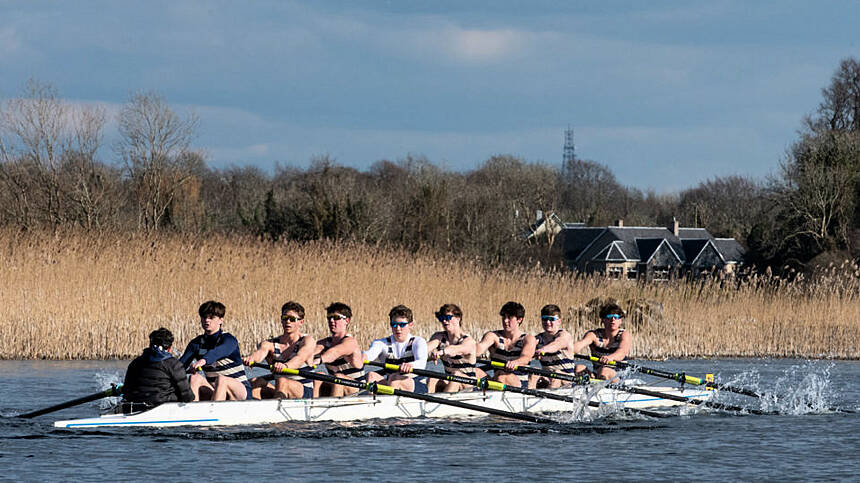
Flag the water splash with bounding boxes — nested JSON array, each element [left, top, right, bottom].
[[759, 361, 836, 415], [93, 369, 124, 410]]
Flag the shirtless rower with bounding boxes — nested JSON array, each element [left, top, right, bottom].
[[363, 305, 428, 392], [313, 302, 364, 397], [572, 301, 631, 380], [242, 301, 316, 399], [476, 301, 537, 388], [426, 303, 479, 393], [530, 304, 578, 389], [179, 301, 251, 401]]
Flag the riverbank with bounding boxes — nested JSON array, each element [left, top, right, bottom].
[[1, 231, 857, 359]]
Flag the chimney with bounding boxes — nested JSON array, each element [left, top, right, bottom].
[[536, 210, 544, 222], [615, 219, 624, 227], [671, 217, 679, 237]]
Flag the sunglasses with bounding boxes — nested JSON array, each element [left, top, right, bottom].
[[327, 314, 348, 321], [541, 315, 560, 322], [604, 314, 623, 320], [390, 321, 410, 328], [281, 316, 302, 322], [437, 314, 456, 322]]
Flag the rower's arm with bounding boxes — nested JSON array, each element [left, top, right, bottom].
[[443, 335, 475, 357], [571, 332, 596, 354], [475, 332, 498, 356], [362, 339, 386, 363], [604, 331, 632, 362], [243, 340, 273, 365], [538, 330, 573, 355], [319, 337, 359, 364], [512, 334, 537, 367], [426, 334, 442, 353], [285, 337, 317, 369], [411, 337, 428, 370]]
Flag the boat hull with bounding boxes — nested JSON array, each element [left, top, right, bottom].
[[54, 384, 713, 428]]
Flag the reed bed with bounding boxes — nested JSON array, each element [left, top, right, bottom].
[[0, 230, 857, 360]]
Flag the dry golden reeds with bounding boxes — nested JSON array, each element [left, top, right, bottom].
[[0, 230, 857, 360]]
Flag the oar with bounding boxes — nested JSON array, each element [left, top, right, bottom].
[[19, 384, 123, 419], [367, 360, 670, 419], [249, 362, 555, 424], [572, 354, 762, 397], [478, 358, 582, 383], [480, 358, 768, 415]]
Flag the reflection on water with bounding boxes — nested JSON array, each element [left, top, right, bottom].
[[1, 358, 859, 481]]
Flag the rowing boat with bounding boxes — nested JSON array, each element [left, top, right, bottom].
[[54, 383, 712, 428]]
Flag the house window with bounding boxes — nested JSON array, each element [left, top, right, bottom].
[[626, 267, 638, 280], [653, 266, 670, 281], [607, 266, 623, 279]]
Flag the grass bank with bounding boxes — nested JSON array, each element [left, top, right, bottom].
[[1, 231, 857, 360]]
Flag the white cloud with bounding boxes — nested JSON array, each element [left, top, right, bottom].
[[0, 26, 22, 59]]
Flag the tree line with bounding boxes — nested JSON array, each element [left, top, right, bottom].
[[1, 58, 858, 275]]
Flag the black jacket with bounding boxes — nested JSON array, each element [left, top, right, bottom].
[[123, 347, 195, 405]]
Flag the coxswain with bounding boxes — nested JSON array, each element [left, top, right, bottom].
[[363, 304, 428, 392], [572, 301, 631, 380], [426, 303, 479, 393], [179, 301, 251, 401], [122, 327, 194, 412], [312, 302, 364, 397], [530, 304, 578, 389], [243, 301, 316, 399], [476, 301, 537, 387]]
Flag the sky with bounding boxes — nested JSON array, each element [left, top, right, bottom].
[[1, 0, 858, 192]]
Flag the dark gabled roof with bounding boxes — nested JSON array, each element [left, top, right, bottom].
[[635, 238, 664, 262], [574, 226, 687, 263], [681, 238, 709, 262], [713, 238, 746, 262], [561, 227, 606, 261], [678, 228, 712, 240]]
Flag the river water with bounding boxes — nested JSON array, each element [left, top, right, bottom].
[[1, 359, 858, 482]]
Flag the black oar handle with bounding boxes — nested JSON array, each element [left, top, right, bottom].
[[19, 384, 122, 419]]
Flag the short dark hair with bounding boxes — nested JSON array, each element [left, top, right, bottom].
[[599, 302, 626, 319], [198, 300, 226, 319], [499, 301, 525, 319], [326, 302, 352, 319], [149, 327, 174, 349], [435, 303, 463, 319], [281, 301, 306, 319], [541, 304, 561, 317], [388, 304, 413, 323]]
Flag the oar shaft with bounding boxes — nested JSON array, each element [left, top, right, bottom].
[[368, 361, 669, 419], [605, 383, 769, 415], [251, 362, 554, 424], [477, 358, 582, 383], [19, 384, 122, 419], [573, 355, 763, 398]]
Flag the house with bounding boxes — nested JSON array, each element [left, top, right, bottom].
[[560, 218, 745, 280]]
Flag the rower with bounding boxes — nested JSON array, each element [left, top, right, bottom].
[[122, 327, 194, 412], [243, 301, 316, 399], [426, 303, 480, 393], [363, 304, 428, 392], [179, 301, 251, 401], [476, 301, 537, 388], [572, 301, 631, 380], [313, 302, 364, 397], [530, 304, 578, 389]]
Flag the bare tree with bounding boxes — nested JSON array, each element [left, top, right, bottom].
[[0, 79, 113, 229], [116, 91, 200, 230]]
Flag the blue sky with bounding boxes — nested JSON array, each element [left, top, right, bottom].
[[1, 1, 858, 191]]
